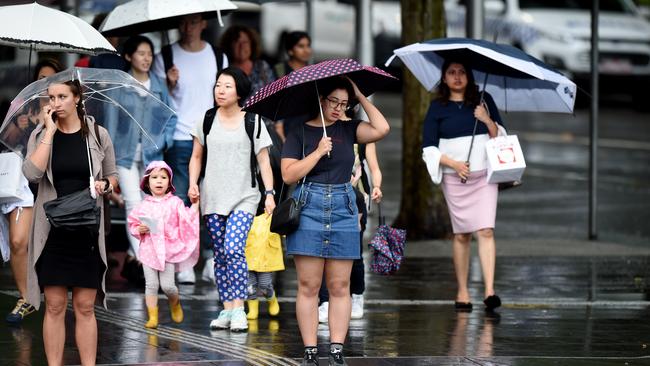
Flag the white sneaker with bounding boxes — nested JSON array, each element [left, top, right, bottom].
[[177, 268, 196, 284], [351, 294, 364, 319], [318, 301, 329, 323], [230, 308, 248, 332], [210, 309, 231, 330], [201, 258, 215, 284]]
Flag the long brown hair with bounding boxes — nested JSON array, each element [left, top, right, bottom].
[[435, 60, 480, 107]]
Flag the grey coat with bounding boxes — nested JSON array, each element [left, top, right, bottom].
[[22, 119, 118, 310]]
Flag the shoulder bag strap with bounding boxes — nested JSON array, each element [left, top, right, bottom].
[[278, 124, 307, 202], [85, 134, 96, 199]]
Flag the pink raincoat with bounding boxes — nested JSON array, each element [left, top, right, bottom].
[[127, 193, 200, 272]]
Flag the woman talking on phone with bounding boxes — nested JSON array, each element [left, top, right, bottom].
[[22, 79, 117, 365]]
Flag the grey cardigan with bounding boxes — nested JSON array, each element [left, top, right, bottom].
[[22, 119, 118, 310]]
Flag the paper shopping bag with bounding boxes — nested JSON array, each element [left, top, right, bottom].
[[0, 152, 27, 204], [485, 135, 526, 184]]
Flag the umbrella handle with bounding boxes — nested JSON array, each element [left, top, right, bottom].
[[315, 81, 331, 158], [377, 203, 385, 226]]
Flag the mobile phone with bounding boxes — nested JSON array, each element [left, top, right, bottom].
[[50, 109, 57, 122]]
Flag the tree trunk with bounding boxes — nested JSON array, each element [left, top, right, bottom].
[[394, 0, 452, 239]]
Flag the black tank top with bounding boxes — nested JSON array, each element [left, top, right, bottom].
[[52, 129, 90, 197]]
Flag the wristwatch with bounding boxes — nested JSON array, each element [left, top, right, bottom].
[[264, 189, 275, 196], [101, 178, 113, 194]]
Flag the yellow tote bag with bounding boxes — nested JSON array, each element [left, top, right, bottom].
[[245, 214, 285, 272]]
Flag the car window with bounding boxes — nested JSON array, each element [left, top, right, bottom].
[[518, 0, 635, 13]]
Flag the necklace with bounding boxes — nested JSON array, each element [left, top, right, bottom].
[[452, 100, 464, 109]]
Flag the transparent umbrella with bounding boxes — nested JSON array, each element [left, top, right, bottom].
[[0, 68, 176, 163]]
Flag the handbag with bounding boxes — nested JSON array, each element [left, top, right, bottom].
[[269, 187, 303, 235], [43, 134, 100, 233], [270, 126, 306, 235], [43, 189, 100, 231], [0, 152, 27, 204], [484, 134, 526, 185]]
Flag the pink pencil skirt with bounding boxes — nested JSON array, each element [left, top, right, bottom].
[[441, 169, 498, 234]]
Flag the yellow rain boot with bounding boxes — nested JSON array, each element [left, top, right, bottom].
[[170, 299, 183, 323], [145, 306, 158, 329], [248, 319, 259, 333], [268, 295, 280, 316], [246, 299, 259, 320]]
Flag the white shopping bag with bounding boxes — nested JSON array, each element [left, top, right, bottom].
[[0, 152, 27, 204], [485, 135, 526, 184]]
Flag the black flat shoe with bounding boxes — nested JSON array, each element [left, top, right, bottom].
[[454, 301, 473, 311], [483, 295, 501, 310]]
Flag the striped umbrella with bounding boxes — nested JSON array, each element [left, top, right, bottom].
[[243, 58, 397, 134]]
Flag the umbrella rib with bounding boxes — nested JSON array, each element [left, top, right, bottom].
[[84, 83, 176, 114], [90, 88, 160, 150]]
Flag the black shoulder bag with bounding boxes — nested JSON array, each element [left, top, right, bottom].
[[43, 133, 100, 233], [270, 126, 306, 235]]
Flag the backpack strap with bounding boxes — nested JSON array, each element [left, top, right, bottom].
[[200, 107, 218, 180], [244, 112, 259, 188], [200, 110, 260, 188], [214, 48, 224, 71], [162, 44, 173, 73]]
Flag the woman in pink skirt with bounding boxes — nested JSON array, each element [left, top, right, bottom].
[[422, 60, 506, 312]]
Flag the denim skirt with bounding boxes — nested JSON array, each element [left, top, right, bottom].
[[286, 182, 360, 259]]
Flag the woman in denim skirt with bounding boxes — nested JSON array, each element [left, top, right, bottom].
[[281, 77, 390, 365]]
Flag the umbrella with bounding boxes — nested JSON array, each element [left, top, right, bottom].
[[99, 0, 238, 36], [243, 58, 397, 133], [0, 2, 116, 55], [386, 37, 577, 113], [368, 204, 406, 276], [0, 68, 176, 163]]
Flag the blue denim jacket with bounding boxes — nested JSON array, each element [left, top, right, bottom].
[[103, 72, 177, 169]]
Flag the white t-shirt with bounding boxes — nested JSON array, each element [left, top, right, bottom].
[[153, 42, 226, 141], [140, 78, 151, 90]]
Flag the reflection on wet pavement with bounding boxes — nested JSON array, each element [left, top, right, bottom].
[[1, 254, 649, 365]]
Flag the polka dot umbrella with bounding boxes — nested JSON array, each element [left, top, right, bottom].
[[243, 58, 397, 134]]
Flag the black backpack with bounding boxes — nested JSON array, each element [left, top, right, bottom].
[[199, 108, 284, 214], [199, 107, 259, 188]]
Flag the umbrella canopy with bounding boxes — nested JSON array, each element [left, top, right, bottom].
[[368, 204, 406, 276], [99, 0, 238, 36], [0, 68, 176, 163], [0, 3, 115, 55], [387, 38, 577, 113], [243, 58, 397, 121]]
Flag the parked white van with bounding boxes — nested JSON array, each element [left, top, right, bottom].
[[445, 0, 650, 101]]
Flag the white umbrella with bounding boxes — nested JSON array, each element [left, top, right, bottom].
[[0, 2, 116, 55], [99, 0, 238, 36]]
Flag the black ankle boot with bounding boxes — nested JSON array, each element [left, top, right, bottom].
[[302, 346, 319, 365], [329, 343, 347, 365]]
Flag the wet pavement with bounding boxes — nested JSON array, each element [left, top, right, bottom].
[[2, 250, 650, 365], [2, 92, 650, 365]]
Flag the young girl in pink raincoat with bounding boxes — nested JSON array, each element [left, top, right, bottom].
[[127, 161, 200, 329]]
